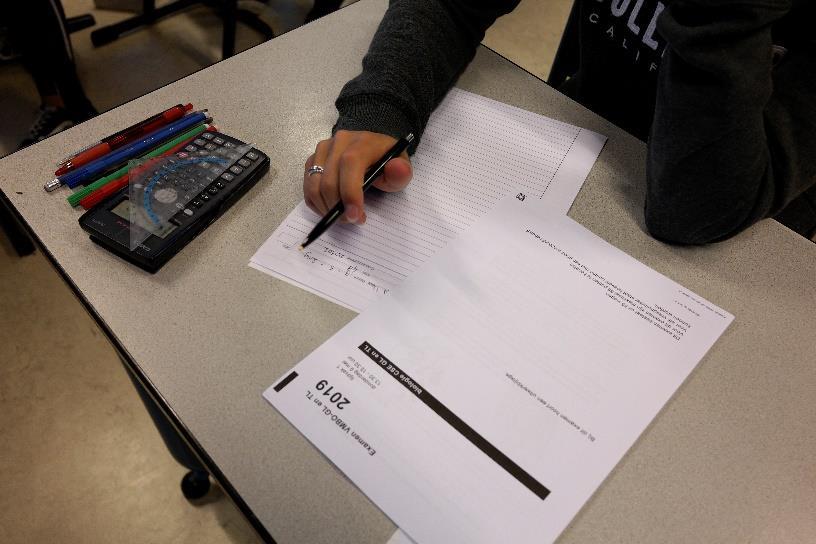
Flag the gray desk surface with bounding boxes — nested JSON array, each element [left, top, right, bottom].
[[2, 0, 814, 542]]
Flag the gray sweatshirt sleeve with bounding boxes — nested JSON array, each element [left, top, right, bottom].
[[333, 0, 520, 152], [645, 0, 816, 243]]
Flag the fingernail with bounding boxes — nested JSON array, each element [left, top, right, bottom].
[[345, 204, 360, 223]]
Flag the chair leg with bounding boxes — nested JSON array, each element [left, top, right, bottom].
[[90, 0, 270, 62], [221, 0, 237, 59], [236, 10, 275, 41], [305, 0, 344, 23], [90, 0, 199, 47]]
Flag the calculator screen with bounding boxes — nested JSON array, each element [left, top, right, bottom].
[[111, 199, 177, 239]]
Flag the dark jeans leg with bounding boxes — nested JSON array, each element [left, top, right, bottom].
[[121, 357, 207, 474], [7, 0, 96, 117]]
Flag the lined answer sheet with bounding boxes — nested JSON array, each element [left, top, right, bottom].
[[250, 88, 606, 310]]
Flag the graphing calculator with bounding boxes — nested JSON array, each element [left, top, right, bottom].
[[78, 131, 270, 273]]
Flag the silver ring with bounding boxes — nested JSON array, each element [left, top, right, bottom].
[[307, 165, 325, 176]]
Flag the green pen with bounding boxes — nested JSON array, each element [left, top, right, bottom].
[[66, 124, 208, 207]]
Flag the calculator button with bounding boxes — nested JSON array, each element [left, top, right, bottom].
[[216, 181, 225, 189], [238, 158, 251, 167], [213, 137, 225, 145], [223, 141, 235, 148], [199, 193, 210, 201], [205, 143, 217, 150], [200, 132, 214, 140], [192, 199, 203, 208], [169, 217, 182, 226], [176, 152, 189, 159], [183, 208, 194, 216], [184, 145, 197, 152], [193, 138, 206, 146], [207, 186, 219, 195], [246, 151, 259, 160], [229, 165, 243, 175], [220, 173, 235, 182]]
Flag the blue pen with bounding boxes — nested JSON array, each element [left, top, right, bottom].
[[44, 110, 210, 191]]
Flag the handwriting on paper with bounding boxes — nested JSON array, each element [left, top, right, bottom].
[[282, 241, 391, 296]]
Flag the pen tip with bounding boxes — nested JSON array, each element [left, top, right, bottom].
[[297, 245, 305, 252]]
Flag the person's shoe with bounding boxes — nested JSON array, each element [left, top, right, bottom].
[[17, 106, 75, 150]]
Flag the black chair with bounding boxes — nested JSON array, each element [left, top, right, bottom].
[[305, 0, 343, 23], [90, 0, 276, 60], [66, 13, 97, 34]]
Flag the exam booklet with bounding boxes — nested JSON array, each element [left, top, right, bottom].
[[264, 197, 733, 543]]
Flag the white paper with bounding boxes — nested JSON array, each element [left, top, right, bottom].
[[250, 88, 606, 311], [386, 529, 416, 544], [264, 197, 734, 544]]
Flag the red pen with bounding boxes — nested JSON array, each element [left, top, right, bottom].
[[55, 103, 193, 176]]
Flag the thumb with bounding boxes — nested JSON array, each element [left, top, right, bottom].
[[373, 154, 413, 192]]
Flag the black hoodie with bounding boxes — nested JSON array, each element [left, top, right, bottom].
[[334, 0, 816, 243]]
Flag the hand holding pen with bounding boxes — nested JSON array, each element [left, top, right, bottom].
[[300, 132, 414, 250], [303, 130, 414, 218]]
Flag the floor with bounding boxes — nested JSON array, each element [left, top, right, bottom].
[[0, 1, 571, 543]]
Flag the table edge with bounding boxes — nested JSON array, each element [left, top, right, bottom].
[[0, 188, 278, 544]]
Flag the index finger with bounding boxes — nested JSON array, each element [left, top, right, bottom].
[[337, 148, 368, 224]]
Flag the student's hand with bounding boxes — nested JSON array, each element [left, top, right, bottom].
[[303, 130, 413, 224]]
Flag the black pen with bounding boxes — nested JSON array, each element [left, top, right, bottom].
[[299, 133, 414, 250]]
